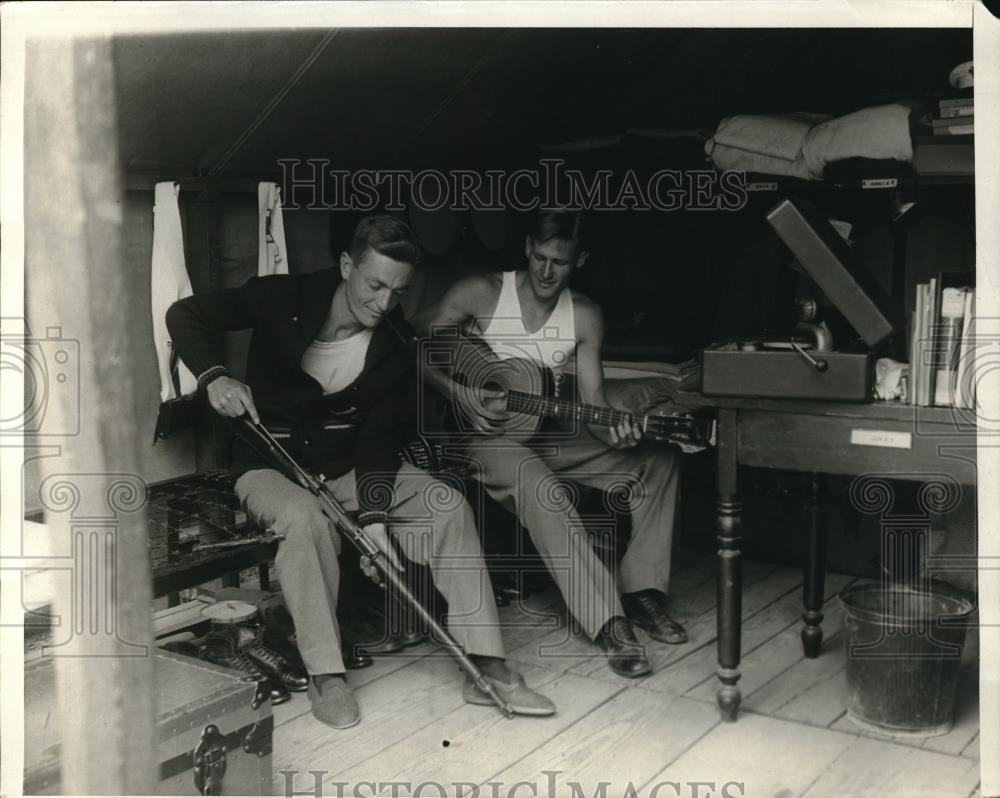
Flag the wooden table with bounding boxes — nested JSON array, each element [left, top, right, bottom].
[[674, 391, 978, 721]]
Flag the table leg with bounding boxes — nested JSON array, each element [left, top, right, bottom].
[[716, 410, 742, 721], [801, 473, 827, 658]]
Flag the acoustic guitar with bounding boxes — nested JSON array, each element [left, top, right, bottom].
[[449, 343, 715, 448]]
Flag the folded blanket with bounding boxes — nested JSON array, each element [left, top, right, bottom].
[[706, 104, 914, 181], [710, 112, 829, 162], [706, 142, 815, 180], [802, 103, 913, 178]]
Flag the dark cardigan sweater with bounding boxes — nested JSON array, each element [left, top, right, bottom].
[[165, 268, 416, 526]]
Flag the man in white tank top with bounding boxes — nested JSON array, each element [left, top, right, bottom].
[[414, 210, 686, 678]]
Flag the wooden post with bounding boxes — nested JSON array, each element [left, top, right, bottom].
[[24, 37, 156, 793]]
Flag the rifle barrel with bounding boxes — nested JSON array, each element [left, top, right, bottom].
[[236, 416, 515, 719]]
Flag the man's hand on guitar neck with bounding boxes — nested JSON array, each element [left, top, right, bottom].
[[603, 415, 643, 450]]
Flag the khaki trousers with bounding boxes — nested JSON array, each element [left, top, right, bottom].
[[236, 463, 504, 676], [465, 430, 680, 639]]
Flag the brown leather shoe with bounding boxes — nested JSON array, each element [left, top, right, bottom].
[[621, 589, 688, 645], [596, 616, 652, 678]]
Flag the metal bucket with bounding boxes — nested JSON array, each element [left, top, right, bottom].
[[839, 581, 974, 737]]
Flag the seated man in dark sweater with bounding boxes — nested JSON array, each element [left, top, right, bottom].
[[167, 215, 554, 728]]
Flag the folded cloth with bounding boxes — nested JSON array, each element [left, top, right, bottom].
[[875, 357, 908, 402], [802, 103, 914, 179], [710, 112, 830, 162], [706, 142, 815, 180], [707, 105, 915, 181], [605, 377, 682, 415]]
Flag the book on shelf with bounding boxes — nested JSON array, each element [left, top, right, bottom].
[[932, 286, 969, 405], [908, 272, 975, 407], [910, 283, 925, 405], [932, 114, 973, 129], [939, 98, 974, 118], [954, 289, 976, 409], [932, 119, 974, 136], [925, 277, 938, 406]]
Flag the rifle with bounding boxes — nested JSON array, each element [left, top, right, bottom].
[[234, 415, 515, 719]]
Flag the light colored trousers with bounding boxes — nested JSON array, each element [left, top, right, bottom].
[[235, 463, 504, 676], [464, 431, 681, 639]]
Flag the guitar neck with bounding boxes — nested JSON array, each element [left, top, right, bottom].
[[505, 390, 641, 428]]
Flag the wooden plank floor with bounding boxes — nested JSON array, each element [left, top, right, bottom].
[[270, 554, 983, 798]]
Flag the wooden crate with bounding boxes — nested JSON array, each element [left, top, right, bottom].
[[25, 649, 273, 795]]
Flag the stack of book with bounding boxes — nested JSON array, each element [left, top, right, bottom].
[[909, 273, 975, 408], [932, 97, 974, 136]]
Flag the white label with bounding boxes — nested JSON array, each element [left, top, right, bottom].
[[861, 178, 898, 189], [850, 429, 913, 449]]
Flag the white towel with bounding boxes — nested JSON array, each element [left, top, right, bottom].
[[258, 182, 290, 276], [151, 182, 197, 401]]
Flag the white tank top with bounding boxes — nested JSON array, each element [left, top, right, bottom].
[[476, 271, 577, 372]]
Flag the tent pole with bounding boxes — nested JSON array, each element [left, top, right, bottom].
[[24, 36, 157, 794]]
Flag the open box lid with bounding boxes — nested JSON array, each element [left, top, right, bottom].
[[766, 197, 900, 350]]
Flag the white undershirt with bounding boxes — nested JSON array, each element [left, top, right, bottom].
[[478, 271, 577, 372], [300, 329, 373, 395]]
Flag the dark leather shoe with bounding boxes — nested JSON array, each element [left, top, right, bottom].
[[198, 642, 291, 705], [357, 632, 404, 655], [245, 642, 309, 692], [359, 625, 426, 655], [342, 645, 375, 670], [621, 589, 688, 645], [596, 616, 652, 678]]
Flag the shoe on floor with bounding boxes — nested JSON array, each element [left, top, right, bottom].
[[245, 642, 309, 692], [596, 616, 652, 678], [357, 632, 404, 656], [307, 675, 360, 729], [198, 641, 291, 705], [621, 589, 688, 645], [463, 669, 556, 716]]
